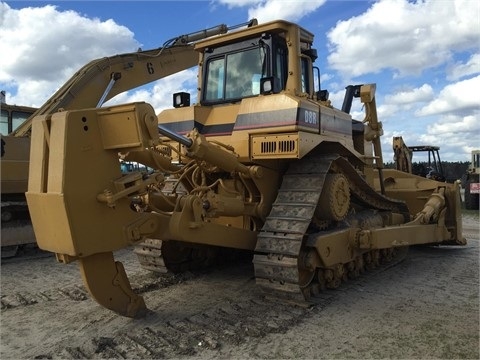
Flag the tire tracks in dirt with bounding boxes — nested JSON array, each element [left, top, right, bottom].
[[47, 297, 313, 359], [1, 271, 195, 311], [1, 218, 478, 360]]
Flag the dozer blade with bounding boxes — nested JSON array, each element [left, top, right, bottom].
[[79, 252, 146, 318]]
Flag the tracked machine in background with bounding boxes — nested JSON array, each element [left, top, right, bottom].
[[393, 136, 445, 181], [462, 150, 480, 210], [1, 97, 38, 257], [25, 20, 465, 318]]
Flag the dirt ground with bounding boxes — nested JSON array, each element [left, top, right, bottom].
[[1, 213, 478, 360]]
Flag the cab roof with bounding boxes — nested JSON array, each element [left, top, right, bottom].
[[194, 19, 314, 51]]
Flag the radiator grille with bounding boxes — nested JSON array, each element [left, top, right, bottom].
[[252, 134, 299, 159], [261, 141, 277, 153], [279, 140, 295, 153]]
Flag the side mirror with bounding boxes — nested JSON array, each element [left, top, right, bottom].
[[173, 92, 190, 108], [260, 77, 281, 95], [317, 89, 329, 101]]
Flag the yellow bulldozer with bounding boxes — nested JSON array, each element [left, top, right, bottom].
[[1, 96, 38, 257], [24, 19, 464, 318]]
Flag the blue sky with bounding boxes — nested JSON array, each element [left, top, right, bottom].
[[1, 0, 479, 162]]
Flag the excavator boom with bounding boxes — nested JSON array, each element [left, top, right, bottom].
[[13, 21, 248, 137]]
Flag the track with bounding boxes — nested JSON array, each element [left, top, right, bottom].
[[253, 153, 408, 301], [136, 153, 410, 305], [1, 202, 36, 258], [134, 239, 248, 274]]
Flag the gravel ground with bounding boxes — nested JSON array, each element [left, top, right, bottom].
[[0, 213, 478, 359]]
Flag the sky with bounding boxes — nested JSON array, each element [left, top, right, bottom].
[[1, 0, 479, 163]]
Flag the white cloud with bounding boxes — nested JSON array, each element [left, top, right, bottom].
[[447, 53, 480, 81], [385, 84, 434, 105], [425, 112, 480, 136], [377, 103, 400, 120], [2, 80, 56, 108], [216, 0, 326, 23], [376, 76, 479, 161], [320, 73, 333, 84], [420, 113, 480, 161], [251, 0, 326, 23], [215, 0, 260, 7], [416, 76, 480, 116], [0, 2, 140, 106], [327, 0, 480, 78]]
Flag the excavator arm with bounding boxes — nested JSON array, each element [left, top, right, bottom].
[[12, 22, 240, 137], [13, 46, 196, 137]]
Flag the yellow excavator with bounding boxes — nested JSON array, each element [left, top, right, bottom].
[[1, 97, 38, 257], [25, 19, 464, 318]]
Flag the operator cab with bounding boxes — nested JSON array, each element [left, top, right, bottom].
[[172, 20, 327, 108]]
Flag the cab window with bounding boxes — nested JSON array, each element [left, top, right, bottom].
[[204, 47, 267, 103]]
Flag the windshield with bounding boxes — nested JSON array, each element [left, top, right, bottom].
[[204, 46, 267, 103], [1, 109, 34, 135]]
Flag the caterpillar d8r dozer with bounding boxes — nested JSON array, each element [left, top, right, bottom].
[[26, 19, 465, 318]]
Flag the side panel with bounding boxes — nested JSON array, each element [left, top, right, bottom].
[[0, 136, 30, 194], [320, 106, 352, 139], [157, 94, 355, 162]]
